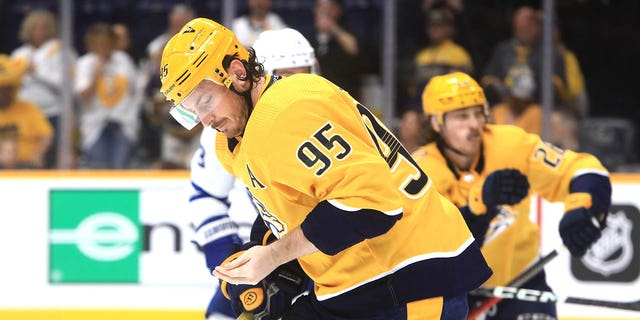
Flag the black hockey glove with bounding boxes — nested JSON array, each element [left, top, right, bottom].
[[220, 242, 310, 320], [559, 173, 612, 257], [559, 193, 607, 257], [468, 169, 530, 215]]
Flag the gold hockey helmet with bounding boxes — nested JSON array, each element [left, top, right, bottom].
[[421, 72, 488, 125], [160, 18, 248, 129]]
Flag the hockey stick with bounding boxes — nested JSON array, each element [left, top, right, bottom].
[[565, 296, 640, 312], [471, 286, 558, 303], [467, 249, 559, 319], [236, 311, 253, 320], [471, 285, 640, 312], [237, 312, 253, 320]]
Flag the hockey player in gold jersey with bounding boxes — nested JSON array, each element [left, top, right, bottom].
[[160, 18, 492, 319], [413, 72, 612, 319]]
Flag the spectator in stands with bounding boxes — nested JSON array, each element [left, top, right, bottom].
[[113, 22, 153, 168], [490, 68, 542, 134], [231, 0, 287, 47], [113, 22, 132, 54], [146, 4, 196, 70], [407, 6, 473, 110], [481, 6, 573, 107], [422, 0, 464, 13], [0, 55, 53, 169], [75, 23, 139, 169], [310, 0, 363, 100], [550, 104, 581, 151], [398, 109, 429, 153], [142, 4, 200, 169], [11, 9, 76, 168], [553, 25, 589, 117]]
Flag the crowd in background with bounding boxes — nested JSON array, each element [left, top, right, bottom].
[[0, 0, 638, 171]]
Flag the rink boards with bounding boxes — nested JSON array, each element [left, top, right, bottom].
[[0, 171, 638, 320]]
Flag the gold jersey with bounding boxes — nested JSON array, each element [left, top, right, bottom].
[[215, 74, 491, 311], [412, 124, 608, 286]]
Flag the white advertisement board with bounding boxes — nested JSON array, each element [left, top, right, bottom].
[[0, 171, 639, 320], [0, 171, 216, 315]]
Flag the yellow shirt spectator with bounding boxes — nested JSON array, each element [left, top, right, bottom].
[[0, 99, 53, 163]]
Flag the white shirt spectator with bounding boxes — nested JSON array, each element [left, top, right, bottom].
[[11, 39, 75, 117], [74, 50, 139, 150], [231, 12, 287, 47]]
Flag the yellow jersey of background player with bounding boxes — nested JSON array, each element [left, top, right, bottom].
[[413, 123, 608, 286]]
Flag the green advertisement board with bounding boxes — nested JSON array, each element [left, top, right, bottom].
[[49, 190, 140, 283]]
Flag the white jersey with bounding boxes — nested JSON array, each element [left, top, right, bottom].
[[74, 50, 139, 149], [189, 127, 256, 249], [11, 39, 76, 117], [231, 13, 287, 47]]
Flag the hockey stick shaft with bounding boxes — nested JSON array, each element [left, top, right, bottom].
[[237, 312, 253, 320], [565, 297, 640, 312], [470, 286, 558, 303], [471, 285, 640, 312], [467, 249, 559, 319]]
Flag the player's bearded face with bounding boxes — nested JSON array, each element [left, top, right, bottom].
[[440, 106, 485, 156], [180, 79, 250, 137]]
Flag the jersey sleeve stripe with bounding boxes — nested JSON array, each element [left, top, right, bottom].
[[328, 199, 403, 216], [301, 200, 401, 255], [571, 169, 609, 179]]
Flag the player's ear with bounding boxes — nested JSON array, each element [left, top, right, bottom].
[[430, 116, 441, 133], [228, 59, 251, 92]]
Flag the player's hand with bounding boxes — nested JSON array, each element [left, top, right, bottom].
[[469, 169, 530, 215], [559, 193, 607, 257], [218, 246, 310, 320], [214, 245, 278, 285]]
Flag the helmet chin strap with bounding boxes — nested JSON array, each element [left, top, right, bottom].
[[436, 135, 468, 157], [434, 122, 469, 157]]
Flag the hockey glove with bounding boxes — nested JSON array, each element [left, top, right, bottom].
[[559, 193, 606, 257], [468, 169, 530, 215], [220, 243, 310, 319]]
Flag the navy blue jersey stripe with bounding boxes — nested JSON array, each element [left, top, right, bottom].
[[569, 173, 612, 213], [301, 200, 401, 256]]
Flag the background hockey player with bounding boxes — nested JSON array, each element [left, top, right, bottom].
[[413, 72, 612, 319], [188, 27, 317, 319], [161, 18, 492, 319]]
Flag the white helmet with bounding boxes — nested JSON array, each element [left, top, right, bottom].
[[252, 28, 318, 75]]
